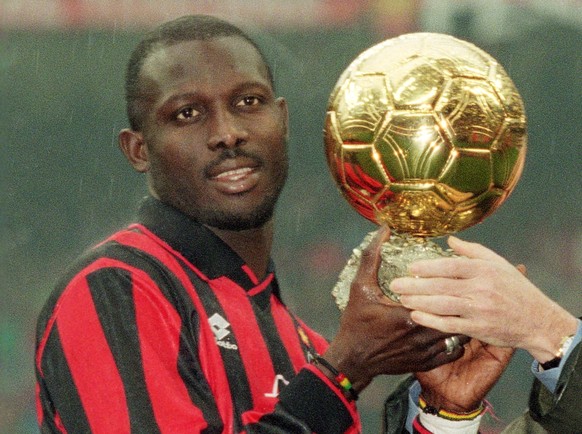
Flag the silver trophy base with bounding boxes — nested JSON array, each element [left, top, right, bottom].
[[332, 231, 457, 310]]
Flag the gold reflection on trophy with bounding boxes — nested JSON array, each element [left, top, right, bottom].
[[325, 33, 527, 309]]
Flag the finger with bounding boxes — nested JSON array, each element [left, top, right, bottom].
[[415, 337, 467, 372], [360, 225, 390, 268], [407, 256, 478, 279], [441, 335, 468, 355], [391, 275, 466, 296], [447, 236, 508, 265], [399, 294, 466, 316], [456, 334, 471, 347], [409, 310, 472, 335], [396, 329, 468, 372]]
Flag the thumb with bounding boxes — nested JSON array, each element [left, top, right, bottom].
[[349, 225, 391, 303], [356, 225, 390, 281]]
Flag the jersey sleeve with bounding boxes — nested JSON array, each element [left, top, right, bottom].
[[35, 256, 217, 433], [263, 364, 360, 433]]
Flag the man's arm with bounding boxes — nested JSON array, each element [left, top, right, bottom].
[[322, 226, 469, 394], [392, 236, 578, 368], [272, 226, 471, 433], [389, 236, 580, 432]]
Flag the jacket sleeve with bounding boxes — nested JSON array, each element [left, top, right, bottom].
[[382, 375, 416, 434], [527, 340, 582, 432], [501, 340, 582, 433]]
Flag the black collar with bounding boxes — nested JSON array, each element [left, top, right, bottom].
[[137, 196, 275, 292]]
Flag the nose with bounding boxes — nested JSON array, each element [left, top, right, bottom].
[[207, 108, 248, 150]]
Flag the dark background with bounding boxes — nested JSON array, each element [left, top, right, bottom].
[[2, 2, 581, 432]]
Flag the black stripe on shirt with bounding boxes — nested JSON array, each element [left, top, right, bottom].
[[251, 286, 297, 381], [39, 326, 92, 433], [179, 263, 252, 433], [86, 268, 161, 433]]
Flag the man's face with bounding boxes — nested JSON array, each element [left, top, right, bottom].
[[136, 37, 289, 230]]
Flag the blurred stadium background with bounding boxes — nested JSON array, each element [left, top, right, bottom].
[[2, 0, 581, 432]]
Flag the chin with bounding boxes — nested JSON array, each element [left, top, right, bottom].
[[201, 197, 278, 231], [204, 210, 274, 231]]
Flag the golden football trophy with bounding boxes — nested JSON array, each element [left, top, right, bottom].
[[325, 33, 527, 310]]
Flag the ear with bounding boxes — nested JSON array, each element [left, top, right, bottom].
[[118, 128, 150, 172], [276, 97, 289, 140]]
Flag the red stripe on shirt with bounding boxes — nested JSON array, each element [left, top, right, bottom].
[[241, 264, 259, 285], [35, 382, 44, 428], [56, 264, 130, 433], [132, 267, 208, 431], [247, 273, 273, 297], [211, 276, 277, 413]]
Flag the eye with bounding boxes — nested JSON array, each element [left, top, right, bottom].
[[176, 106, 200, 121], [236, 95, 261, 107]]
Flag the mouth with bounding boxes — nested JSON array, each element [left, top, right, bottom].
[[213, 166, 255, 181], [207, 158, 261, 194]]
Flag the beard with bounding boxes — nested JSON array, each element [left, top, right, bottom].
[[198, 187, 282, 231]]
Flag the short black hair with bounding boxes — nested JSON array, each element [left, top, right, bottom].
[[125, 14, 274, 131]]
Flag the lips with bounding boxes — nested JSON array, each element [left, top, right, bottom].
[[207, 158, 261, 194], [214, 166, 254, 181]]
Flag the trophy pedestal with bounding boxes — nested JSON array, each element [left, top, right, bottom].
[[332, 231, 457, 310]]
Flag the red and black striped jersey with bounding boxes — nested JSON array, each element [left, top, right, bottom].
[[35, 197, 361, 433]]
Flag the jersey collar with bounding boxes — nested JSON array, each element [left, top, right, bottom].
[[137, 196, 275, 291]]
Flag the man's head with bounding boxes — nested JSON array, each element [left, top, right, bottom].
[[119, 15, 289, 231], [125, 15, 274, 132]]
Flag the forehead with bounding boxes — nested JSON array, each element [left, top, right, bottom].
[[140, 36, 271, 92]]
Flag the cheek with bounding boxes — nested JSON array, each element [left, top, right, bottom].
[[151, 136, 201, 169], [261, 121, 288, 156], [149, 144, 204, 190]]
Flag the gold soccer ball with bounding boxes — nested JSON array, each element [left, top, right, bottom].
[[324, 33, 527, 237]]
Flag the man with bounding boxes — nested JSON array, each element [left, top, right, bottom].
[[387, 235, 582, 432], [35, 15, 472, 433]]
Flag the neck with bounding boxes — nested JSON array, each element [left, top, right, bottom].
[[207, 220, 274, 281]]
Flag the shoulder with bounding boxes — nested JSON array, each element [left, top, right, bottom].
[[37, 228, 175, 331]]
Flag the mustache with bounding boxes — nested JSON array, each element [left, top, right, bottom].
[[204, 148, 264, 176]]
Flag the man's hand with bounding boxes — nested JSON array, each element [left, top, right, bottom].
[[416, 339, 514, 413], [324, 226, 468, 393], [391, 236, 578, 364]]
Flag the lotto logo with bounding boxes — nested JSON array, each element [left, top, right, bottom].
[[208, 313, 239, 350], [208, 313, 230, 340]]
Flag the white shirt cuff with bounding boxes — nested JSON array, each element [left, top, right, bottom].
[[418, 412, 482, 434]]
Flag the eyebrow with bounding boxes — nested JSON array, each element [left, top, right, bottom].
[[159, 81, 274, 108], [159, 92, 200, 108]]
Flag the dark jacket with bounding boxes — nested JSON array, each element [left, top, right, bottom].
[[504, 340, 582, 433], [382, 341, 582, 433]]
